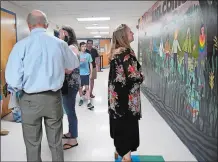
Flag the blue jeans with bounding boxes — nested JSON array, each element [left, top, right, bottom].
[[12, 107, 22, 123], [62, 88, 78, 138]]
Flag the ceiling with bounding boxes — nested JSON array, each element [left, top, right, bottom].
[[10, 1, 155, 38]]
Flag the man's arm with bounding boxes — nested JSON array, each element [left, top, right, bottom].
[[95, 48, 100, 57], [89, 63, 93, 79], [5, 43, 24, 92], [62, 41, 79, 72], [96, 50, 100, 57], [88, 54, 93, 78]]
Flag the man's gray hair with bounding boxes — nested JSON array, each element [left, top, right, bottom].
[[26, 10, 48, 26]]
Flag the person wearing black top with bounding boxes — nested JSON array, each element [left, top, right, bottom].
[[108, 24, 144, 162], [85, 40, 99, 98]]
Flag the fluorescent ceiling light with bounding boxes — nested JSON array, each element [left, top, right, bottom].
[[77, 17, 110, 21], [94, 35, 102, 38], [86, 26, 109, 29], [90, 32, 109, 34]]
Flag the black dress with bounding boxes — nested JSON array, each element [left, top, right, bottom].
[[108, 47, 144, 157]]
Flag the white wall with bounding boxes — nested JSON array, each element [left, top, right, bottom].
[[1, 1, 56, 41]]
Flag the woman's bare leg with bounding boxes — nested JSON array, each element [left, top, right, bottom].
[[122, 151, 131, 162], [79, 87, 83, 97], [85, 85, 90, 101]]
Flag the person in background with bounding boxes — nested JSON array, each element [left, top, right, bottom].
[[108, 24, 144, 162], [8, 91, 22, 123], [85, 39, 99, 98], [58, 25, 80, 150], [0, 86, 9, 136], [78, 42, 94, 110], [5, 10, 79, 162]]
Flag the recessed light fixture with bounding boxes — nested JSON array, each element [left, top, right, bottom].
[[94, 35, 102, 38], [86, 26, 109, 29], [90, 32, 109, 34], [77, 17, 110, 22]]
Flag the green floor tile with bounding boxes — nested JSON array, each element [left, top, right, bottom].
[[139, 155, 165, 162], [115, 155, 164, 162]]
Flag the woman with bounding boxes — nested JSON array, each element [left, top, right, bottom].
[[59, 26, 80, 150], [108, 24, 144, 162]]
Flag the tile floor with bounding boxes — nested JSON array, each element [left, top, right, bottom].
[[1, 68, 197, 161]]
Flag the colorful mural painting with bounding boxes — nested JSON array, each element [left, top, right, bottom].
[[138, 1, 217, 161]]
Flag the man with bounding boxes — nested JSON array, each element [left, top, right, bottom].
[[85, 39, 99, 98], [5, 10, 79, 162]]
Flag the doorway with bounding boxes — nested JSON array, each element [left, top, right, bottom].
[[1, 8, 17, 117]]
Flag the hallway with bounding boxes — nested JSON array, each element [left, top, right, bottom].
[[1, 69, 197, 161]]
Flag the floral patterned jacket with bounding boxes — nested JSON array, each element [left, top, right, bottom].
[[108, 47, 144, 119], [65, 45, 81, 92]]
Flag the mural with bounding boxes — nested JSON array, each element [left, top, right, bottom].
[[138, 1, 217, 161]]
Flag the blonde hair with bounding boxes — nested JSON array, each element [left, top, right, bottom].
[[108, 24, 131, 61]]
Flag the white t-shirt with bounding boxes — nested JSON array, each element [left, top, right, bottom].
[[172, 39, 181, 53]]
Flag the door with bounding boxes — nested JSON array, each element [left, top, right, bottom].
[[1, 8, 17, 117], [100, 39, 111, 67]]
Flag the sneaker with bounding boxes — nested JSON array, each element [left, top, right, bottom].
[[87, 103, 94, 110], [79, 100, 83, 106]]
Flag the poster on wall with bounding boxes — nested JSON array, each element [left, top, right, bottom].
[[138, 0, 217, 161]]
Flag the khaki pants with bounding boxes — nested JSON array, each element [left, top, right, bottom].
[[20, 90, 64, 162]]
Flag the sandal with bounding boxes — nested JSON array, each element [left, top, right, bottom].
[[0, 130, 9, 136], [63, 143, 78, 150], [62, 134, 71, 139]]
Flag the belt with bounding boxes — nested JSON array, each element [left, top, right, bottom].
[[24, 90, 60, 95]]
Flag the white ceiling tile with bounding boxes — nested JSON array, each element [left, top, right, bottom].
[[11, 1, 155, 38]]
